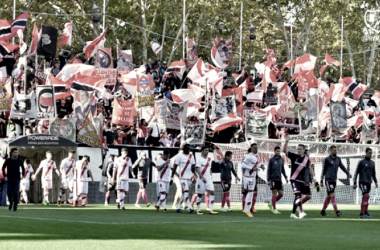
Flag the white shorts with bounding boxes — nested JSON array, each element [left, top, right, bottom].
[[242, 176, 255, 192], [77, 181, 89, 194], [157, 181, 170, 194], [20, 179, 30, 191], [195, 178, 214, 194], [42, 179, 53, 190], [60, 177, 74, 191], [116, 180, 129, 192], [180, 179, 190, 192]]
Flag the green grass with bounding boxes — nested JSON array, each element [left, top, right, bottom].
[[0, 203, 379, 250]]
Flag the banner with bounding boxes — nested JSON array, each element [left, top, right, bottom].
[[96, 47, 113, 69], [112, 98, 135, 126], [154, 99, 187, 130], [186, 37, 198, 67], [276, 83, 291, 118], [330, 100, 347, 128], [37, 25, 58, 58], [299, 111, 315, 135], [0, 78, 12, 110], [10, 91, 36, 118], [74, 90, 96, 127], [180, 120, 205, 145], [211, 36, 232, 69], [266, 82, 278, 104], [49, 117, 76, 142], [92, 68, 117, 85], [211, 92, 236, 120], [36, 85, 56, 118], [244, 109, 268, 138], [138, 95, 154, 107], [140, 105, 154, 123], [117, 49, 133, 71], [77, 111, 103, 148]]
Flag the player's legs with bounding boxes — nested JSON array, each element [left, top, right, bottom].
[[250, 181, 258, 213], [270, 189, 278, 209], [220, 182, 231, 210], [359, 183, 371, 217], [177, 180, 190, 211], [206, 181, 217, 214], [290, 181, 304, 219], [68, 178, 74, 204], [243, 177, 254, 216], [81, 183, 88, 207], [190, 193, 197, 209], [135, 179, 144, 207], [195, 179, 205, 214], [301, 185, 311, 205], [172, 177, 182, 209], [205, 191, 210, 210]]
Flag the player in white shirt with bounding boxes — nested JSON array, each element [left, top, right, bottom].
[[160, 134, 179, 147], [73, 155, 94, 207], [172, 144, 196, 213], [20, 159, 34, 204], [58, 150, 76, 206], [194, 146, 218, 215], [112, 148, 135, 210], [154, 150, 173, 213], [32, 151, 60, 205], [241, 144, 264, 217]]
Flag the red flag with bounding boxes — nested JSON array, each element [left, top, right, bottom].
[[210, 113, 243, 132], [256, 61, 277, 92], [342, 77, 368, 100], [83, 28, 108, 59], [292, 54, 317, 79], [58, 22, 72, 47], [150, 41, 162, 55], [164, 59, 186, 79], [0, 41, 18, 58], [0, 12, 29, 42], [246, 91, 264, 103], [27, 24, 38, 57], [266, 47, 279, 75], [188, 83, 205, 103], [186, 37, 198, 67], [319, 52, 342, 75], [112, 98, 135, 126], [187, 58, 206, 82]]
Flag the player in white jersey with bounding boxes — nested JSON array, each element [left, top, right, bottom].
[[160, 134, 179, 147], [73, 155, 94, 207], [20, 159, 34, 204], [154, 150, 173, 213], [241, 144, 264, 217], [32, 151, 60, 205], [58, 150, 76, 206], [112, 147, 135, 210], [172, 144, 196, 213], [194, 146, 218, 215]]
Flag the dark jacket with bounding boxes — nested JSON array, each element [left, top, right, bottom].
[[353, 157, 377, 185], [321, 155, 350, 182], [267, 156, 287, 182], [219, 159, 237, 182]]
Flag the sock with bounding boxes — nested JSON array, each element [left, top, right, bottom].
[[292, 194, 301, 214], [226, 192, 231, 208], [119, 192, 125, 208], [272, 196, 277, 209], [105, 191, 110, 203], [191, 194, 197, 207], [221, 193, 226, 208], [251, 192, 258, 210], [362, 194, 370, 213], [69, 193, 73, 204], [44, 190, 49, 201], [322, 197, 331, 211], [302, 196, 310, 204], [242, 194, 246, 210], [142, 190, 148, 204], [184, 192, 190, 208], [205, 193, 209, 208], [209, 195, 215, 211], [58, 191, 62, 201], [330, 196, 338, 212], [82, 194, 87, 205], [117, 191, 121, 203], [177, 192, 185, 209], [196, 197, 202, 212], [22, 191, 28, 202], [136, 191, 142, 204], [160, 193, 166, 210], [300, 195, 304, 212], [276, 194, 283, 202], [244, 192, 253, 212]]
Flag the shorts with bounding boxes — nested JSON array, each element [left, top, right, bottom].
[[221, 181, 231, 192], [301, 185, 311, 195], [242, 177, 255, 193], [359, 183, 371, 195], [195, 178, 214, 194], [157, 181, 170, 194], [60, 177, 74, 191], [270, 180, 283, 191], [20, 179, 30, 191], [42, 179, 53, 190], [117, 180, 129, 192], [180, 179, 190, 192], [290, 180, 303, 194], [77, 181, 89, 194], [325, 180, 336, 195], [139, 179, 148, 189]]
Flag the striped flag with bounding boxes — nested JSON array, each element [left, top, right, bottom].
[[83, 28, 108, 59], [150, 41, 162, 55], [210, 113, 243, 132], [187, 58, 206, 82], [0, 12, 29, 42], [27, 24, 38, 57], [0, 40, 18, 58], [319, 52, 342, 75], [246, 90, 264, 103], [342, 77, 368, 100]]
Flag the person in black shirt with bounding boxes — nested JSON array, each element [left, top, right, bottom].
[[2, 148, 24, 212], [283, 135, 315, 219], [57, 99, 69, 118], [104, 155, 116, 206]]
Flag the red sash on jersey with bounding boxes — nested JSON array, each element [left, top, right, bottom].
[[160, 163, 170, 179], [80, 164, 88, 178], [44, 161, 55, 178], [201, 158, 212, 176], [23, 165, 30, 179], [290, 156, 309, 180], [118, 158, 130, 178], [180, 154, 193, 177], [170, 139, 175, 147], [65, 160, 74, 176]]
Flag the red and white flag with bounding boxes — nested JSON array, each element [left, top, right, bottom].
[[0, 41, 18, 58], [371, 90, 380, 107], [83, 28, 108, 59], [280, 59, 295, 71], [57, 64, 95, 81], [27, 24, 38, 57], [342, 77, 368, 100], [186, 37, 198, 67], [0, 12, 29, 42], [71, 74, 107, 92], [188, 83, 205, 102], [112, 98, 135, 126], [150, 41, 162, 55], [246, 90, 264, 103], [266, 47, 279, 74], [210, 113, 243, 132], [47, 73, 73, 89], [325, 82, 347, 104], [319, 52, 342, 75], [58, 22, 73, 47], [187, 58, 206, 82], [255, 61, 277, 92], [209, 77, 224, 97], [118, 70, 137, 95], [17, 30, 27, 55], [293, 53, 317, 78], [211, 36, 232, 69], [164, 59, 186, 79], [171, 89, 201, 117], [275, 82, 294, 117], [232, 67, 248, 86]]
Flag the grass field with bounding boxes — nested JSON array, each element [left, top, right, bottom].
[[1, 203, 379, 250]]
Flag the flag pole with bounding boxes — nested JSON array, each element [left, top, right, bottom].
[[316, 84, 320, 142], [340, 16, 343, 76], [102, 0, 106, 32], [239, 1, 243, 70], [183, 0, 186, 60], [12, 0, 16, 44]]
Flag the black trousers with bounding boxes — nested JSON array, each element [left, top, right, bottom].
[[7, 179, 20, 209]]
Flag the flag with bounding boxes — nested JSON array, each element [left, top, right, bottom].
[[37, 25, 58, 59], [299, 111, 316, 135], [319, 52, 342, 75], [232, 68, 248, 86], [0, 12, 29, 42], [57, 64, 95, 81], [83, 28, 108, 59], [209, 77, 224, 97], [71, 74, 107, 92], [118, 70, 137, 95], [187, 58, 206, 82], [117, 48, 133, 70], [280, 59, 295, 71], [0, 78, 12, 110], [330, 100, 347, 128], [68, 54, 83, 64], [77, 110, 103, 148], [371, 90, 380, 107], [17, 30, 27, 55], [73, 89, 96, 127], [293, 53, 317, 78], [210, 113, 243, 132], [186, 37, 199, 67], [181, 120, 205, 145], [136, 73, 154, 96], [266, 47, 279, 75], [0, 41, 18, 59], [164, 59, 186, 79], [150, 41, 162, 55], [154, 98, 188, 129], [47, 73, 73, 89], [188, 83, 205, 103], [276, 82, 294, 118], [49, 117, 76, 142], [255, 61, 277, 92], [211, 92, 236, 120], [36, 85, 56, 118], [96, 47, 113, 68], [325, 83, 347, 104], [171, 89, 201, 117], [58, 22, 73, 47], [211, 36, 232, 69], [27, 24, 38, 57], [342, 77, 368, 100], [112, 98, 135, 126], [10, 91, 37, 118], [246, 90, 264, 103]]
